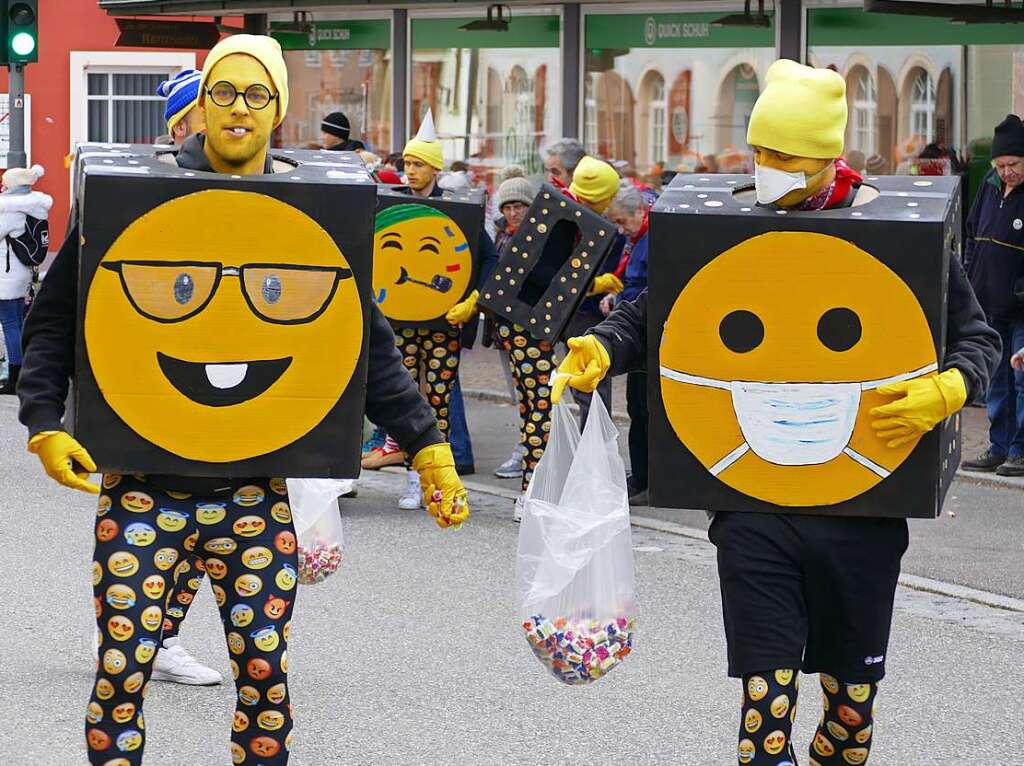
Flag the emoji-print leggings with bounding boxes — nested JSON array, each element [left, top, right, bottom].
[[394, 325, 461, 444], [737, 669, 877, 765], [87, 475, 297, 765], [494, 319, 557, 492]]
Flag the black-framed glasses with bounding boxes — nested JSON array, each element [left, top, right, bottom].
[[100, 260, 352, 325], [205, 81, 278, 111]]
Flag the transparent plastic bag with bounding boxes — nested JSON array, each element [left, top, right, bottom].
[[286, 479, 348, 585], [515, 395, 637, 685]]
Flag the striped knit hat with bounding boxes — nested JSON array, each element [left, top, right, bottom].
[[157, 69, 202, 132]]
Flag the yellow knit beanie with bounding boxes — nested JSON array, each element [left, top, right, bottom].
[[569, 156, 620, 207], [403, 109, 444, 170], [747, 59, 847, 159], [199, 34, 290, 128]]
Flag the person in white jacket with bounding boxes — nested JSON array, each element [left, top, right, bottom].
[[0, 163, 51, 395]]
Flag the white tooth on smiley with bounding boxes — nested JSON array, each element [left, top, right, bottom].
[[206, 363, 248, 389]]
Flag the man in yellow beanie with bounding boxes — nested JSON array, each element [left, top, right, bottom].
[[366, 110, 497, 510], [19, 34, 471, 766], [553, 59, 999, 766]]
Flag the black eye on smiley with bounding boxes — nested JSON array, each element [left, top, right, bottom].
[[418, 236, 440, 254], [718, 307, 862, 353]]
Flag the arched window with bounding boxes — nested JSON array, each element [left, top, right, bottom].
[[910, 69, 935, 143], [648, 73, 667, 164], [851, 70, 877, 155], [584, 73, 598, 155]]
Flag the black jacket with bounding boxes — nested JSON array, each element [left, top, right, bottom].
[[590, 256, 1001, 405], [964, 168, 1024, 321], [18, 134, 443, 480]]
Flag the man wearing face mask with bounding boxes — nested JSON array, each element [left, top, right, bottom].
[[19, 35, 468, 766], [553, 59, 1000, 766]]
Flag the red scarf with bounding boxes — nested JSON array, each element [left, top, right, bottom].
[[795, 159, 862, 211], [613, 210, 650, 279]]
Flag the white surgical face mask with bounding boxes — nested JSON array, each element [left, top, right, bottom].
[[753, 163, 808, 204], [660, 363, 938, 478]]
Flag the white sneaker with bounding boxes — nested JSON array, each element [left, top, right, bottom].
[[398, 470, 422, 510], [150, 637, 223, 686], [338, 478, 358, 498], [513, 494, 525, 523]]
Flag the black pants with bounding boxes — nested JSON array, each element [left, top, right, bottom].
[[626, 371, 648, 492]]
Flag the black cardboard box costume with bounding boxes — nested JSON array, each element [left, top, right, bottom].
[[561, 60, 1000, 766], [18, 35, 461, 766]]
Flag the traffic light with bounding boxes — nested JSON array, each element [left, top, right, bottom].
[[5, 1, 37, 65]]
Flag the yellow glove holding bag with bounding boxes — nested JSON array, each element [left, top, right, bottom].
[[869, 368, 967, 448], [445, 290, 479, 326], [551, 334, 611, 404], [411, 442, 470, 529], [586, 273, 624, 297], [28, 430, 100, 494]]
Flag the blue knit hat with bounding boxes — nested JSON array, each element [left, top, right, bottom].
[[156, 69, 202, 132]]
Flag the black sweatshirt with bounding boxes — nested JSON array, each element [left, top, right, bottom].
[[964, 168, 1024, 322], [590, 254, 1001, 405], [18, 134, 443, 485]]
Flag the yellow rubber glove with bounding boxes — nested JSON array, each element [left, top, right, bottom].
[[869, 368, 967, 448], [551, 335, 611, 404], [28, 431, 100, 494], [445, 290, 479, 326], [411, 442, 470, 529], [586, 273, 624, 297]]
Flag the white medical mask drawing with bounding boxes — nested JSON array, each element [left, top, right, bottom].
[[753, 162, 833, 205], [660, 363, 938, 478]]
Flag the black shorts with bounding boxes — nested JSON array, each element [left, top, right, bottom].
[[708, 511, 909, 683]]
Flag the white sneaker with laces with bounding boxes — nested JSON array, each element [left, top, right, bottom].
[[398, 470, 422, 510], [150, 637, 223, 686], [513, 493, 525, 523]]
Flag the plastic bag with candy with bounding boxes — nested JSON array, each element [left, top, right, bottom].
[[286, 479, 348, 585], [515, 395, 637, 685]]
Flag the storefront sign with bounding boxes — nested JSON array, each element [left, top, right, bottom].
[[810, 7, 1024, 46], [412, 15, 560, 49], [586, 12, 774, 49], [272, 20, 390, 50], [115, 19, 220, 49]]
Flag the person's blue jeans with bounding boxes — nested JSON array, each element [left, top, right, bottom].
[[0, 298, 25, 366], [448, 375, 475, 466], [986, 317, 1024, 458]]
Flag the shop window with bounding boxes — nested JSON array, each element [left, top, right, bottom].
[[909, 68, 936, 143], [87, 71, 171, 144], [304, 50, 322, 68], [584, 74, 598, 156], [850, 69, 877, 156], [639, 71, 667, 167]]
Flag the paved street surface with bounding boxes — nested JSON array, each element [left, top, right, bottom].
[[2, 392, 1023, 765]]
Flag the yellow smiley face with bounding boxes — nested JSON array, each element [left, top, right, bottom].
[[153, 547, 179, 571], [774, 669, 794, 686], [269, 477, 287, 495], [372, 204, 473, 322], [204, 537, 238, 556], [238, 685, 260, 706], [83, 190, 363, 463], [257, 710, 285, 731], [86, 701, 104, 724], [235, 574, 262, 597], [107, 552, 139, 578], [659, 232, 936, 507], [107, 615, 135, 642], [743, 708, 762, 733], [139, 605, 162, 631], [275, 565, 297, 591], [141, 575, 165, 600], [847, 683, 872, 703], [737, 738, 756, 764], [266, 682, 287, 704], [234, 515, 266, 538], [746, 675, 768, 702], [105, 584, 136, 611], [241, 546, 273, 570], [92, 561, 103, 587], [827, 721, 850, 741], [112, 702, 136, 724], [855, 724, 873, 744], [270, 501, 291, 524], [135, 638, 158, 664], [156, 509, 189, 532], [233, 710, 250, 733], [813, 732, 836, 757], [123, 671, 145, 694], [120, 491, 153, 513], [251, 626, 280, 652], [842, 748, 869, 765], [95, 678, 115, 701], [769, 694, 790, 719], [196, 503, 227, 525], [103, 648, 127, 675], [763, 730, 786, 756]]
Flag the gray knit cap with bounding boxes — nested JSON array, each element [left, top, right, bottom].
[[495, 176, 535, 209]]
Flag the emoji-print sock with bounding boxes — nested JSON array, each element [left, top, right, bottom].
[[808, 675, 876, 765], [495, 319, 556, 491], [394, 326, 462, 465], [738, 669, 800, 765]]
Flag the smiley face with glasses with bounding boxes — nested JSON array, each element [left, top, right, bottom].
[[83, 189, 363, 463]]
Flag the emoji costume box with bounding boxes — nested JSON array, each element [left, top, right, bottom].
[[372, 186, 485, 330], [73, 143, 375, 478], [479, 183, 616, 343], [648, 173, 962, 518]]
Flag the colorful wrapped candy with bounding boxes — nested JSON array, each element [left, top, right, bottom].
[[522, 614, 636, 685], [296, 537, 343, 585]]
